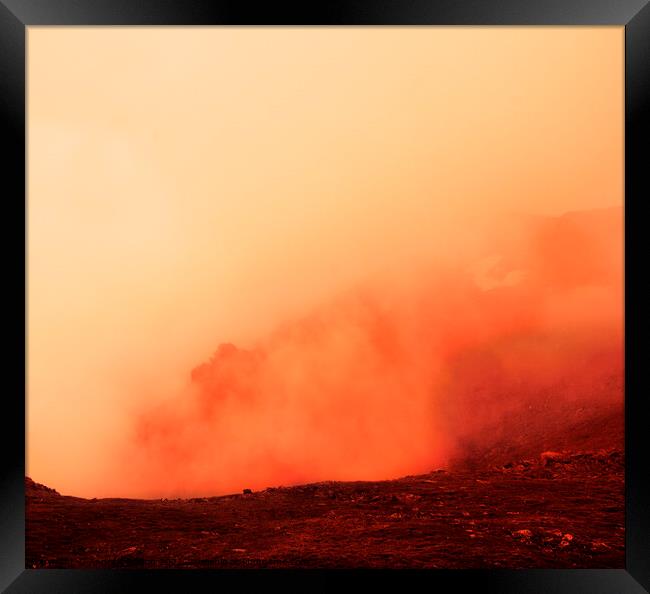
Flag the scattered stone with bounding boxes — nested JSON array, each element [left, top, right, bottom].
[[559, 533, 574, 547], [591, 540, 611, 552], [512, 529, 533, 540], [232, 548, 247, 553], [115, 546, 139, 558], [396, 494, 421, 504], [540, 451, 563, 466]]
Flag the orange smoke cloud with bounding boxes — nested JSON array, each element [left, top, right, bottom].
[[27, 28, 623, 499], [122, 207, 622, 498]]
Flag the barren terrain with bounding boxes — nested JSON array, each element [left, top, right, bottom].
[[26, 400, 624, 569]]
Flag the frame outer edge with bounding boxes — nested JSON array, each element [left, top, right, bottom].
[[625, 1, 650, 591], [0, 0, 26, 592], [2, 0, 647, 592], [1, 0, 650, 25]]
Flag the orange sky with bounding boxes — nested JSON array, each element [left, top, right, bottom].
[[27, 27, 623, 498]]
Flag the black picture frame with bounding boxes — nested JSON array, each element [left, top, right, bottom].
[[2, 1, 648, 592]]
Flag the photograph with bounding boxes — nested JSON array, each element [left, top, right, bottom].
[[24, 26, 625, 570]]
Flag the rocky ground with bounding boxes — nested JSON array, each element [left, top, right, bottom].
[[26, 445, 623, 569]]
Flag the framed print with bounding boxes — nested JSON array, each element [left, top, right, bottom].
[[1, 1, 648, 592]]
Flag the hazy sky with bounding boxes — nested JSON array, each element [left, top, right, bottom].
[[27, 27, 623, 497]]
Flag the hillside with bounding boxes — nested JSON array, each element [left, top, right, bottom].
[[26, 396, 623, 569]]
